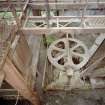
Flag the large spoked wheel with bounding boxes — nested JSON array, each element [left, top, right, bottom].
[[47, 38, 89, 71]]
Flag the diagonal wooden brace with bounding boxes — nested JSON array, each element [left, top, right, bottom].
[[3, 57, 41, 105]]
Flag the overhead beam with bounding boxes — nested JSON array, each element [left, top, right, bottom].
[[27, 15, 105, 20], [23, 0, 30, 12], [22, 27, 105, 35], [0, 1, 24, 11], [19, 0, 30, 22], [29, 2, 105, 9], [22, 15, 105, 35], [0, 1, 105, 10]]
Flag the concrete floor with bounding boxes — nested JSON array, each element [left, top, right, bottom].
[[43, 90, 105, 105]]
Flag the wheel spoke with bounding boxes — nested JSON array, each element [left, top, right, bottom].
[[72, 51, 85, 58], [54, 53, 66, 61], [53, 46, 65, 52], [63, 39, 69, 50], [71, 44, 80, 51]]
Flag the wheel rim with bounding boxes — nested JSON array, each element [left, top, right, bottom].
[[47, 38, 89, 71]]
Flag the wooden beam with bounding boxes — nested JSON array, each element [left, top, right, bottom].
[[80, 54, 105, 78], [0, 1, 105, 10], [29, 2, 105, 10], [4, 1, 42, 105], [6, 0, 22, 28], [22, 27, 105, 35], [23, 15, 105, 33], [19, 0, 30, 20], [23, 0, 29, 12], [27, 15, 105, 20], [0, 1, 24, 11], [3, 57, 41, 105], [0, 71, 5, 88]]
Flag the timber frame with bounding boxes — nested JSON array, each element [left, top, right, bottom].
[[0, 0, 103, 34], [0, 0, 105, 105], [0, 0, 41, 105]]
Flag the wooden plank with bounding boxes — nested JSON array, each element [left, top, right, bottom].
[[0, 71, 5, 88], [29, 2, 105, 9], [80, 54, 105, 78], [3, 57, 41, 105], [26, 34, 42, 87], [81, 39, 105, 78], [10, 35, 32, 78], [19, 0, 30, 21], [23, 16, 105, 31], [1, 1, 105, 9], [22, 27, 105, 35], [27, 15, 105, 20]]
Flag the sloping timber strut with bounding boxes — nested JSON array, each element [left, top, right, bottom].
[[3, 57, 41, 105]]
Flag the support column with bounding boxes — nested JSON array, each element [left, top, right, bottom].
[[3, 57, 41, 105]]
